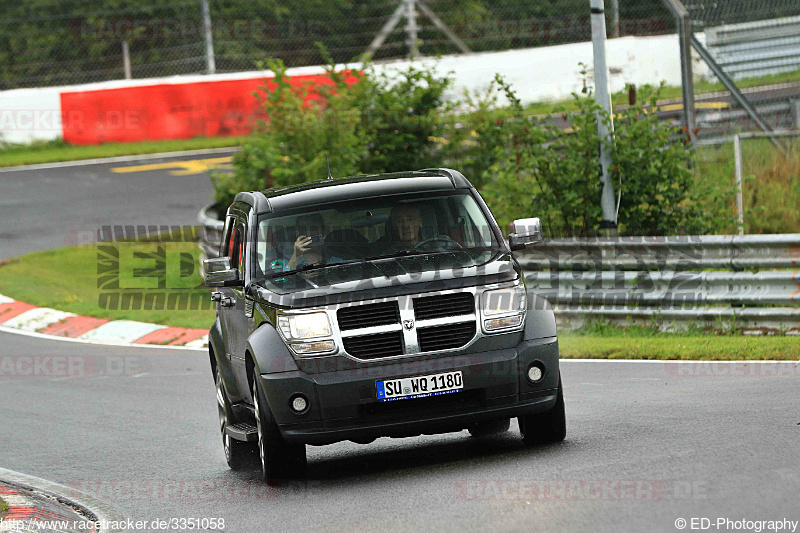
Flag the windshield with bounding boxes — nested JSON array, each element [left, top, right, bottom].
[[255, 190, 500, 278]]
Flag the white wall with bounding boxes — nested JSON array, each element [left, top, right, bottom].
[[0, 87, 63, 144], [0, 34, 683, 144]]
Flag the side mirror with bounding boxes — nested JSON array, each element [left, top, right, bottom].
[[203, 257, 242, 287], [508, 217, 543, 251]]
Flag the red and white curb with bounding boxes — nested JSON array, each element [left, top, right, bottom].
[[0, 293, 208, 350], [0, 467, 127, 533], [0, 485, 68, 528]]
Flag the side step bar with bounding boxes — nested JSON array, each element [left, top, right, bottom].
[[226, 423, 258, 442]]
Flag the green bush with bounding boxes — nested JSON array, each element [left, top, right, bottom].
[[214, 59, 731, 237], [212, 56, 453, 208], [472, 71, 732, 236]]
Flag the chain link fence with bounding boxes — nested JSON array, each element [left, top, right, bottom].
[[1, 0, 677, 90]]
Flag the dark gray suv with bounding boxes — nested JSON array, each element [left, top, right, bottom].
[[204, 168, 565, 480]]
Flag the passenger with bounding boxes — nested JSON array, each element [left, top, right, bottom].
[[384, 204, 424, 251]]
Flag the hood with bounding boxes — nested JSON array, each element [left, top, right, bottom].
[[255, 250, 519, 308]]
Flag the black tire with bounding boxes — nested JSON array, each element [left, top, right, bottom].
[[252, 374, 307, 481], [216, 366, 258, 470], [518, 375, 566, 446], [468, 418, 511, 437]]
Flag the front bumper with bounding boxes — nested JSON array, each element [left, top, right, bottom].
[[259, 336, 559, 445]]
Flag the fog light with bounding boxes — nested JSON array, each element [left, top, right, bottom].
[[290, 394, 309, 414], [290, 340, 336, 356], [527, 364, 544, 383], [483, 314, 523, 332]]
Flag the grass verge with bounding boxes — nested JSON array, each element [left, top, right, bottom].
[[0, 242, 215, 329], [560, 333, 799, 360], [522, 68, 800, 116], [0, 497, 7, 518], [0, 136, 244, 168]]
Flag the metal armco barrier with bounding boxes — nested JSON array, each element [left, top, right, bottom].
[[198, 211, 800, 332], [706, 16, 800, 80], [518, 234, 800, 332]]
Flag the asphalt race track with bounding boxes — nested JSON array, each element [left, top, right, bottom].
[[0, 151, 228, 260], [1, 332, 798, 532], [1, 153, 799, 532]]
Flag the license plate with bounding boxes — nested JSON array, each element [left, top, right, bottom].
[[376, 371, 463, 402]]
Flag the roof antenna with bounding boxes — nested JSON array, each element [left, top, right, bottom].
[[325, 152, 333, 180]]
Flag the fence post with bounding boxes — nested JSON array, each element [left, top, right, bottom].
[[201, 0, 216, 74], [590, 0, 617, 235], [610, 0, 620, 37], [660, 0, 696, 143], [733, 134, 745, 236], [405, 0, 419, 57], [122, 40, 132, 80]]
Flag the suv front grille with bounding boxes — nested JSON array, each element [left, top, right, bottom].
[[337, 302, 399, 331], [417, 322, 476, 352], [342, 331, 404, 359], [413, 293, 474, 321]]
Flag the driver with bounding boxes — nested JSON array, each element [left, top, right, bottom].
[[285, 214, 343, 271]]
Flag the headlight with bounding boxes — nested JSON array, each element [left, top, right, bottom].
[[481, 285, 526, 316], [481, 285, 526, 333], [278, 312, 332, 340]]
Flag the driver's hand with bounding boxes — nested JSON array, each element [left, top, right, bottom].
[[288, 235, 312, 269], [293, 235, 312, 256]]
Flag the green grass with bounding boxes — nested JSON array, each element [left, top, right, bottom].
[[2, 240, 797, 359], [0, 497, 7, 517], [0, 242, 215, 329], [0, 136, 244, 168], [521, 67, 800, 116], [559, 333, 799, 360], [695, 137, 800, 234]]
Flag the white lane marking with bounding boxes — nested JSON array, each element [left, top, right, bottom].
[[2, 307, 75, 330], [0, 324, 206, 351], [561, 359, 800, 364], [0, 146, 241, 173], [0, 294, 15, 304]]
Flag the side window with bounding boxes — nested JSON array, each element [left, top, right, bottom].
[[230, 225, 244, 272], [221, 216, 235, 257]]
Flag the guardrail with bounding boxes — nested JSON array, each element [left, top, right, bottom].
[[706, 16, 800, 80], [519, 234, 800, 333], [197, 210, 800, 332]]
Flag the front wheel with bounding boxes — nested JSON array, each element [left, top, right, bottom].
[[518, 375, 566, 446], [216, 366, 257, 470], [252, 374, 307, 481]]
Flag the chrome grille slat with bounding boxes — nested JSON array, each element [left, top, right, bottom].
[[332, 288, 488, 362]]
